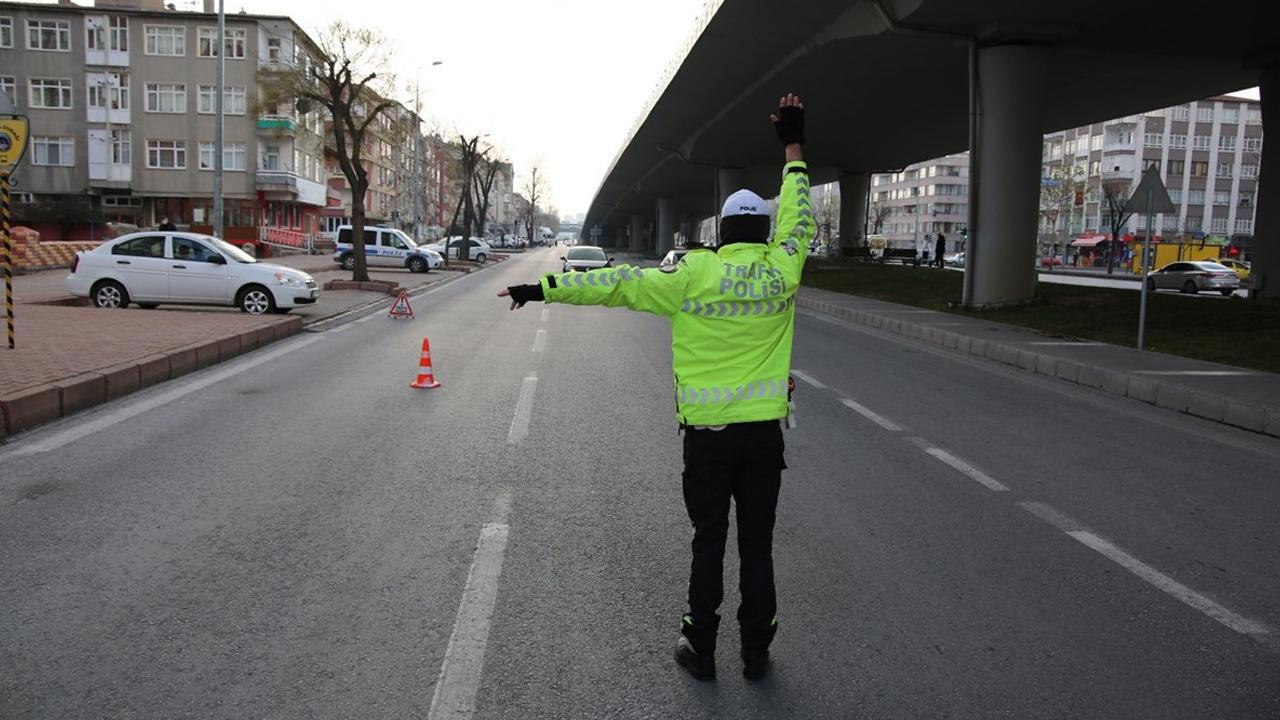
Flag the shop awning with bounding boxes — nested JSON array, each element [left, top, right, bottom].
[[1071, 235, 1110, 247]]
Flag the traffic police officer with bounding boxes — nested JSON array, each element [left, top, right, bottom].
[[500, 94, 813, 681]]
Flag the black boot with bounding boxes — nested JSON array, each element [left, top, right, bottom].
[[741, 648, 770, 680], [675, 636, 716, 681]]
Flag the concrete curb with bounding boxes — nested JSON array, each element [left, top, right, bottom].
[[0, 315, 303, 439], [795, 295, 1280, 439]]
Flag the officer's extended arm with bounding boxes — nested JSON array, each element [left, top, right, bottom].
[[500, 262, 692, 317], [769, 95, 815, 264]]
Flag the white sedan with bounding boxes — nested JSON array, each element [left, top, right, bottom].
[[562, 245, 612, 272], [424, 237, 493, 263], [67, 231, 319, 314]]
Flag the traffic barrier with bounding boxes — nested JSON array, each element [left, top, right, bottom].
[[389, 289, 415, 319], [410, 337, 442, 389]]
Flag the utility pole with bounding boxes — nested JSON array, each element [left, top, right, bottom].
[[212, 0, 225, 239]]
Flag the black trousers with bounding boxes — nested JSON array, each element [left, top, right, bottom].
[[681, 420, 784, 655]]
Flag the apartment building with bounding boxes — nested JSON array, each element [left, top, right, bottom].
[[1042, 94, 1262, 250], [0, 0, 325, 245], [870, 153, 969, 254]]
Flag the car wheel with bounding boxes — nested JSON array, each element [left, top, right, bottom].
[[475, 252, 486, 264], [237, 284, 276, 315], [1146, 278, 1156, 291], [340, 254, 356, 271], [138, 303, 160, 309], [1181, 280, 1198, 294], [408, 256, 427, 273], [92, 280, 129, 309]]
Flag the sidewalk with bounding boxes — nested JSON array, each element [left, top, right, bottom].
[[796, 286, 1280, 438]]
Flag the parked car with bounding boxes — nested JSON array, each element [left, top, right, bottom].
[[1217, 258, 1251, 283], [333, 225, 443, 273], [67, 231, 318, 314], [424, 237, 493, 263], [660, 248, 692, 270], [1146, 261, 1241, 295], [1038, 256, 1063, 267], [562, 245, 612, 272], [944, 252, 966, 267]]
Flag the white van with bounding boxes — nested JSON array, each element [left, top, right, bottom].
[[333, 225, 443, 273]]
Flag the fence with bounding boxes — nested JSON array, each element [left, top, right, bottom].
[[259, 226, 319, 255]]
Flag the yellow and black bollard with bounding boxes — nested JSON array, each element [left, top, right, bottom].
[[2, 172, 13, 349]]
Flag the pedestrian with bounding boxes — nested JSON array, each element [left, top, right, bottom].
[[935, 232, 946, 268], [499, 94, 814, 683], [158, 216, 176, 231]]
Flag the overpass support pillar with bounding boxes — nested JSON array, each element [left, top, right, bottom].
[[1252, 65, 1280, 298], [629, 215, 645, 253], [839, 172, 870, 252], [616, 227, 627, 249], [968, 45, 1048, 308], [657, 198, 677, 257]]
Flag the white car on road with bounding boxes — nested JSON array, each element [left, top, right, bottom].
[[562, 245, 612, 272], [68, 231, 319, 314], [333, 225, 443, 273], [424, 237, 493, 263]]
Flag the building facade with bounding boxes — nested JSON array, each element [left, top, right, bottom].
[[0, 0, 325, 247], [870, 153, 969, 255]]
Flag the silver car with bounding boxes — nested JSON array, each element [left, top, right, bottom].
[[562, 245, 612, 272], [1146, 261, 1241, 296]]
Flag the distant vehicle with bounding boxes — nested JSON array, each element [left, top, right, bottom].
[[1039, 256, 1063, 267], [555, 231, 576, 245], [562, 245, 612, 272], [944, 252, 965, 267], [68, 231, 318, 314], [333, 225, 443, 273], [1146, 261, 1241, 295], [660, 248, 692, 269], [424, 237, 493, 263], [1217, 258, 1251, 282]]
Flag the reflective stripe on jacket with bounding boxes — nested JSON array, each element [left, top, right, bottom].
[[539, 161, 814, 426]]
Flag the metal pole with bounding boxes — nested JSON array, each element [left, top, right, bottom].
[[212, 0, 225, 239], [1137, 188, 1154, 351], [2, 172, 14, 349], [962, 38, 981, 306]]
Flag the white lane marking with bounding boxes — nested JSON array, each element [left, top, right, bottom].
[[539, 309, 549, 322], [1131, 370, 1255, 376], [507, 376, 537, 444], [427, 493, 513, 720], [838, 398, 901, 432], [1018, 502, 1274, 641], [1028, 341, 1103, 346], [327, 324, 352, 334], [908, 439, 1009, 491], [531, 329, 546, 353], [0, 335, 324, 460], [791, 369, 827, 390]]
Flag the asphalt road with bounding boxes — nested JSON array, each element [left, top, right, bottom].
[[2, 248, 1277, 719]]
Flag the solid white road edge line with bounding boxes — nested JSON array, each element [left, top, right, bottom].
[[918, 445, 1010, 492], [0, 335, 325, 460], [507, 375, 537, 445], [791, 369, 828, 390], [1018, 501, 1274, 641], [839, 398, 901, 432], [532, 329, 546, 353], [426, 492, 513, 720]]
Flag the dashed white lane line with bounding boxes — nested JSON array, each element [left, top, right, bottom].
[[0, 335, 325, 460], [791, 369, 827, 390], [507, 375, 537, 444], [531, 329, 546, 353], [923, 447, 1009, 491], [838, 398, 901, 432], [427, 492, 513, 720], [539, 309, 549, 322], [1019, 502, 1274, 642]]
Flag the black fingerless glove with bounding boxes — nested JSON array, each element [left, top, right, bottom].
[[507, 283, 544, 307], [773, 105, 805, 146]]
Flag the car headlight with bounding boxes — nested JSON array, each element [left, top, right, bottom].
[[274, 273, 307, 288]]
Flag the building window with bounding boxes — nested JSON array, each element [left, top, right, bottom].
[[1143, 133, 1162, 147], [1216, 163, 1234, 178], [1213, 191, 1230, 205], [1196, 105, 1214, 122], [87, 16, 128, 52], [197, 85, 246, 114], [144, 25, 184, 55], [1185, 216, 1202, 231], [1145, 160, 1160, 172], [147, 140, 186, 169], [1241, 165, 1258, 179], [1235, 218, 1253, 234], [145, 83, 186, 113], [1243, 137, 1262, 153], [198, 141, 246, 171], [1210, 217, 1227, 233], [1218, 135, 1236, 151], [1222, 106, 1239, 124], [26, 19, 71, 51], [1168, 134, 1186, 149], [1239, 192, 1254, 207], [1089, 160, 1100, 175], [1091, 134, 1102, 151], [1173, 104, 1190, 121], [0, 17, 13, 48], [28, 78, 73, 109], [198, 27, 246, 58], [1167, 160, 1184, 175], [1247, 108, 1262, 124], [1168, 188, 1181, 203], [0, 76, 14, 106], [1192, 136, 1210, 151], [88, 74, 129, 110], [32, 136, 75, 166], [262, 144, 280, 170], [1188, 189, 1205, 205], [111, 129, 131, 164], [267, 37, 282, 61]]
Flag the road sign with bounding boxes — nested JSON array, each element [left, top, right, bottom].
[[0, 116, 31, 173], [1127, 167, 1175, 352]]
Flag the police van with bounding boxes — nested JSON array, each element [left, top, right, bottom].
[[333, 225, 443, 273]]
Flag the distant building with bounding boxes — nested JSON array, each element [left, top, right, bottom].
[[870, 153, 969, 255]]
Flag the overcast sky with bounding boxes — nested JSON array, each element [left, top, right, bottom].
[[229, 0, 710, 218]]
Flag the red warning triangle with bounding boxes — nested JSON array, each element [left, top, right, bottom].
[[389, 289, 415, 319]]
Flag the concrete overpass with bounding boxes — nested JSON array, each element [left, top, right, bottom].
[[583, 0, 1280, 305]]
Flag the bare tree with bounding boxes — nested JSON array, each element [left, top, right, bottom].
[[472, 156, 502, 245], [869, 201, 891, 235], [815, 186, 840, 249], [1100, 176, 1136, 275], [523, 161, 544, 245], [1039, 162, 1086, 269], [259, 21, 399, 282]]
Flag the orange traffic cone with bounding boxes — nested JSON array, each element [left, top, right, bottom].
[[410, 337, 442, 389]]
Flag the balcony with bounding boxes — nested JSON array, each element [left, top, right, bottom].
[[257, 116, 298, 135], [256, 170, 326, 206]]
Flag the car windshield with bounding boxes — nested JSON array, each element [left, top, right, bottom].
[[206, 237, 257, 264], [391, 230, 418, 248], [567, 248, 606, 261]]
